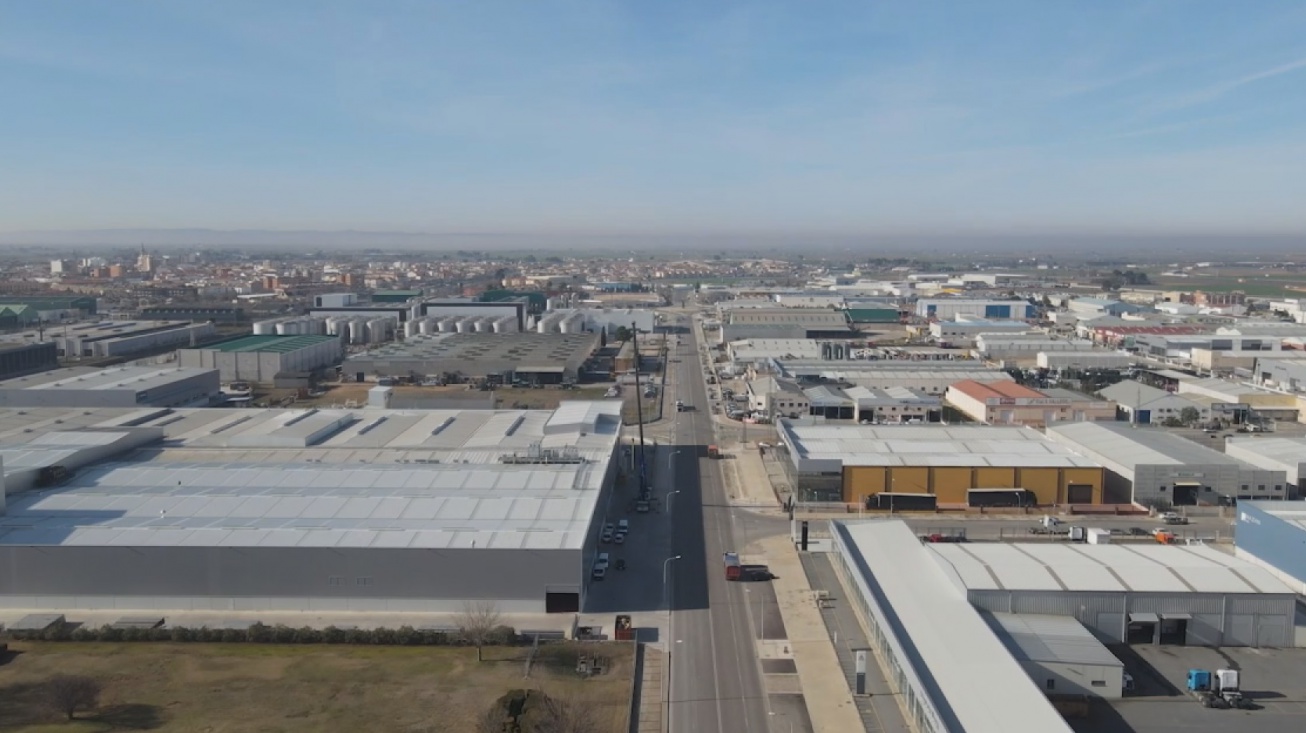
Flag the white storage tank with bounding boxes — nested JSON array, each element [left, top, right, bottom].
[[367, 318, 393, 344], [349, 318, 369, 345], [419, 317, 438, 335], [275, 319, 302, 336], [473, 316, 493, 333], [252, 319, 278, 335], [303, 317, 327, 335], [455, 316, 475, 333], [325, 317, 347, 336], [437, 316, 459, 333], [559, 311, 584, 334], [404, 319, 421, 338], [492, 315, 517, 333]]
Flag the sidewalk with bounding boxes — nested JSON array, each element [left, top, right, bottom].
[[761, 534, 866, 733], [721, 445, 784, 509]]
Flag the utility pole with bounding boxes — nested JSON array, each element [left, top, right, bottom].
[[631, 322, 648, 498]]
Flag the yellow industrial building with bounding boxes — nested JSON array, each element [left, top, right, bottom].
[[777, 422, 1105, 506]]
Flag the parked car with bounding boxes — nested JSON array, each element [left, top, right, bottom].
[[1160, 512, 1189, 525]]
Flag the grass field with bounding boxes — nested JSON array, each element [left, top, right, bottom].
[[0, 642, 633, 733], [1152, 274, 1306, 298]]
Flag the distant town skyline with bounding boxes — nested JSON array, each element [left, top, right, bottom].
[[3, 1, 1306, 236]]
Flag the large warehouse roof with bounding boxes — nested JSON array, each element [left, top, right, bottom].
[[928, 542, 1293, 594], [0, 366, 214, 392], [203, 334, 339, 353], [0, 402, 622, 551], [781, 423, 1099, 468], [346, 332, 596, 366], [836, 521, 1073, 733], [1046, 422, 1244, 469]]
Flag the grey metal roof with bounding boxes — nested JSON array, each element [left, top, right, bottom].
[[0, 402, 622, 551], [983, 613, 1123, 668], [782, 423, 1099, 468], [0, 366, 214, 393], [1046, 422, 1245, 471], [929, 542, 1292, 594]]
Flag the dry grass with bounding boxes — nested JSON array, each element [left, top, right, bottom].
[[0, 642, 633, 733]]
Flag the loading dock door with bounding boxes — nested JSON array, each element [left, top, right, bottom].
[[1159, 612, 1191, 645], [1136, 409, 1151, 425], [1173, 482, 1200, 506], [1128, 612, 1159, 644], [545, 591, 580, 614]]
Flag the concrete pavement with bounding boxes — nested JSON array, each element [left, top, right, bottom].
[[762, 534, 866, 733]]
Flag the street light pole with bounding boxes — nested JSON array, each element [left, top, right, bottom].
[[666, 489, 681, 516], [663, 554, 681, 638]]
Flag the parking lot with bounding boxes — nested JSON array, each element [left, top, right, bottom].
[[1071, 645, 1306, 733]]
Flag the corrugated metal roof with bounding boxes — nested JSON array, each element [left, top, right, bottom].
[[783, 423, 1100, 468], [1046, 422, 1244, 470], [838, 521, 1074, 733], [929, 542, 1293, 594], [984, 612, 1124, 668]]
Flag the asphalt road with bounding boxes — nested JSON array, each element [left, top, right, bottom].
[[667, 317, 771, 733]]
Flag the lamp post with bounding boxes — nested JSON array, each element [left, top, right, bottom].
[[664, 449, 681, 480], [663, 554, 681, 636]]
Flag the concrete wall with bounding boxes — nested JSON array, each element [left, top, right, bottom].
[[1018, 660, 1123, 699], [0, 545, 581, 614], [966, 589, 1295, 647]]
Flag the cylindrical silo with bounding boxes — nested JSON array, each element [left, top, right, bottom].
[[275, 319, 300, 336], [455, 316, 475, 333], [303, 317, 327, 335], [253, 319, 277, 335], [418, 317, 437, 335], [492, 315, 517, 333], [404, 319, 421, 338], [437, 316, 459, 332], [473, 316, 493, 333], [349, 318, 368, 345]]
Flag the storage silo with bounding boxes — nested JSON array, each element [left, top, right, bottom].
[[325, 317, 347, 336], [303, 317, 327, 335], [558, 311, 584, 334], [252, 319, 278, 335], [418, 317, 438, 335], [366, 318, 391, 344], [275, 319, 302, 336], [492, 315, 517, 333], [348, 318, 369, 345], [455, 316, 475, 333], [404, 319, 421, 338], [437, 316, 460, 333], [473, 316, 494, 333]]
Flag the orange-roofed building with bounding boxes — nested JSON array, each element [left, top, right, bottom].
[[945, 380, 1117, 427]]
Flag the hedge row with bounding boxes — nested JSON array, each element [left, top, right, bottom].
[[6, 622, 521, 646]]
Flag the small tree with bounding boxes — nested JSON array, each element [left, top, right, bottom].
[[613, 326, 633, 343], [43, 675, 101, 721], [1179, 407, 1201, 426], [458, 600, 502, 662]]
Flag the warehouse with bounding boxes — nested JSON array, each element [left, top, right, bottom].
[[774, 363, 1005, 395], [831, 521, 1075, 733], [0, 366, 220, 408], [1036, 351, 1136, 371], [0, 401, 623, 614], [344, 332, 599, 384], [419, 298, 529, 331], [0, 342, 58, 380], [177, 334, 343, 383], [0, 320, 216, 360], [1224, 437, 1306, 499], [915, 299, 1035, 320], [982, 613, 1125, 699], [929, 539, 1296, 646], [1234, 501, 1306, 594], [1096, 381, 1209, 425], [1045, 422, 1287, 505], [928, 317, 1031, 345], [944, 380, 1116, 427], [776, 422, 1103, 505]]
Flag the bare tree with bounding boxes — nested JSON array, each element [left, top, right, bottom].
[[531, 692, 603, 733], [457, 600, 502, 662], [43, 675, 102, 721]]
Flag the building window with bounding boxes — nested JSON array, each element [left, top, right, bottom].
[[1091, 680, 1107, 687], [328, 576, 345, 586], [1258, 485, 1265, 491], [1242, 484, 1249, 491], [1045, 679, 1056, 691], [356, 577, 374, 587]]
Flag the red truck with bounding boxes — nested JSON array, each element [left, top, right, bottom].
[[723, 551, 741, 581], [707, 444, 720, 459], [614, 614, 634, 641]]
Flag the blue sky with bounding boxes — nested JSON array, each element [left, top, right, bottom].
[[2, 0, 1305, 236]]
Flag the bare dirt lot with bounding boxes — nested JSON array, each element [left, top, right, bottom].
[[0, 642, 634, 732]]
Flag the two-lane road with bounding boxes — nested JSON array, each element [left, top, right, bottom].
[[666, 317, 770, 733]]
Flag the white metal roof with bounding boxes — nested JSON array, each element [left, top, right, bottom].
[[0, 366, 214, 393], [1045, 422, 1244, 470], [983, 613, 1124, 668], [837, 521, 1073, 733], [0, 402, 622, 551], [928, 542, 1293, 594], [782, 423, 1099, 468]]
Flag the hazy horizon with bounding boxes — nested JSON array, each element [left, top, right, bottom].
[[3, 2, 1306, 236]]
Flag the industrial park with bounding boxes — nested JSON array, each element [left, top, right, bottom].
[[5, 2, 1306, 732]]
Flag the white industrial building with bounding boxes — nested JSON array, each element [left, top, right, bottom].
[[0, 366, 220, 408], [1225, 437, 1306, 499], [772, 363, 1009, 395], [928, 317, 1032, 345], [1045, 422, 1287, 505], [915, 299, 1035, 320], [982, 613, 1125, 699], [976, 335, 1095, 361], [177, 335, 344, 383], [1096, 381, 1210, 425], [0, 321, 216, 360], [0, 402, 623, 614], [831, 520, 1295, 732], [1037, 351, 1136, 370]]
